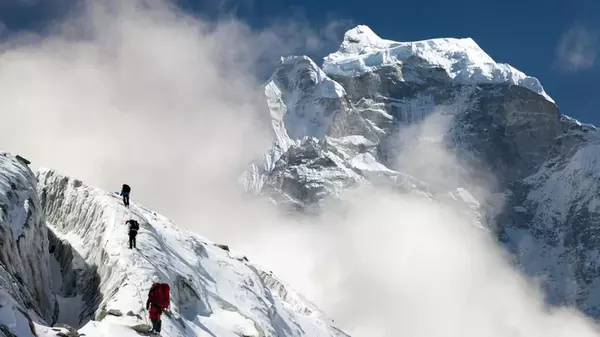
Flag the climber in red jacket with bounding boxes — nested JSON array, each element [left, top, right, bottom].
[[146, 282, 170, 334], [148, 304, 162, 334]]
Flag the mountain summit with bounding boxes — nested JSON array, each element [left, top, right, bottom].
[[243, 24, 600, 318], [323, 25, 553, 102]]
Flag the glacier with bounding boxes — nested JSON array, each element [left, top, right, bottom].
[[0, 151, 348, 337]]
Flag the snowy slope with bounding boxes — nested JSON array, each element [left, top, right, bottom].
[[322, 25, 553, 102], [526, 141, 600, 227], [497, 120, 600, 316], [36, 168, 349, 337], [265, 56, 347, 152]]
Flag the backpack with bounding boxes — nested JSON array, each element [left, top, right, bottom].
[[122, 184, 131, 193], [129, 220, 139, 231], [148, 282, 170, 309]]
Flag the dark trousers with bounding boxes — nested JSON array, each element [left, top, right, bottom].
[[122, 194, 130, 206], [129, 232, 137, 249], [151, 318, 161, 332]]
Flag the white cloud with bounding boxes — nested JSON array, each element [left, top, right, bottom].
[[225, 112, 600, 337], [555, 23, 599, 72]]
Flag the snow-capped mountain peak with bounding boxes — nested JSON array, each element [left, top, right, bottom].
[[334, 25, 398, 56], [246, 22, 600, 325], [323, 25, 553, 103]]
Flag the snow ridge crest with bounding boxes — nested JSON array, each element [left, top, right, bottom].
[[323, 25, 554, 102]]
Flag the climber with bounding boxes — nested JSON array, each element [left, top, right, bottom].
[[120, 184, 131, 207], [125, 219, 139, 249], [146, 282, 170, 334]]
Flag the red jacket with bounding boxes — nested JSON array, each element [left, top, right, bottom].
[[146, 282, 169, 320], [148, 303, 162, 320]]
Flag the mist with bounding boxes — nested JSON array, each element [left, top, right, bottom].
[[0, 1, 599, 337]]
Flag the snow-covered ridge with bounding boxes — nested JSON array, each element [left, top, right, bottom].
[[36, 168, 348, 337], [323, 25, 554, 103]]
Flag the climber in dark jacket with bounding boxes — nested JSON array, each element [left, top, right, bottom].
[[125, 219, 139, 249], [120, 184, 131, 207]]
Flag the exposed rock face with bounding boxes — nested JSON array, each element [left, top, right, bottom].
[[0, 152, 55, 324], [241, 25, 600, 319], [329, 65, 562, 188], [499, 117, 600, 316]]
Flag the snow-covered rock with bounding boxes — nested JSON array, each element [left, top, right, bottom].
[[245, 25, 560, 211], [323, 25, 553, 103], [498, 117, 600, 316], [0, 152, 55, 330], [34, 168, 348, 337], [0, 289, 37, 337], [265, 56, 347, 152], [243, 24, 600, 320]]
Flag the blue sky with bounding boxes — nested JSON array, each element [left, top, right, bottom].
[[1, 0, 599, 124]]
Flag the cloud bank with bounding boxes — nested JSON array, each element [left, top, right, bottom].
[[0, 1, 599, 337], [229, 112, 600, 337]]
